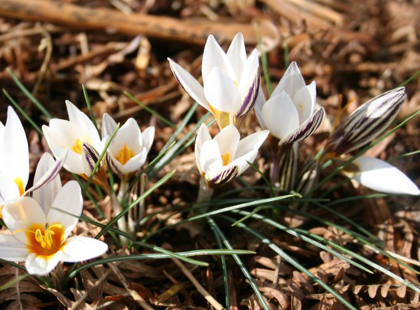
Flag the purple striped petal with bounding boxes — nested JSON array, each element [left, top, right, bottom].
[[82, 143, 101, 175], [236, 71, 260, 118], [281, 107, 325, 145], [208, 165, 239, 187], [327, 87, 406, 155], [106, 152, 123, 175]]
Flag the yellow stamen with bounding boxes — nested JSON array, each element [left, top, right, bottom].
[[221, 153, 230, 166], [13, 178, 25, 196], [117, 143, 135, 165], [72, 139, 83, 154], [19, 223, 65, 257]]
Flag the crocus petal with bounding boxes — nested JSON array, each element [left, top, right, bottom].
[[347, 156, 420, 195], [236, 49, 260, 118], [207, 165, 239, 186], [328, 87, 406, 155], [66, 101, 101, 147], [3, 198, 47, 245], [202, 35, 236, 82], [121, 150, 148, 174], [0, 234, 28, 262], [230, 150, 258, 175], [101, 113, 118, 139], [254, 88, 267, 129], [272, 61, 306, 99], [292, 82, 315, 124], [25, 251, 63, 276], [168, 58, 209, 110], [110, 118, 141, 155], [214, 125, 240, 162], [227, 33, 247, 81], [235, 130, 269, 159], [106, 152, 123, 175], [200, 140, 223, 174], [306, 81, 317, 112], [30, 152, 64, 214], [261, 92, 299, 140], [195, 124, 212, 175], [204, 67, 240, 113], [0, 175, 20, 203], [281, 107, 325, 145], [61, 236, 108, 262], [82, 143, 101, 176], [2, 107, 29, 187], [141, 126, 155, 153], [0, 122, 4, 171], [48, 181, 82, 238]]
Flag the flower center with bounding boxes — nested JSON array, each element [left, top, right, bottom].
[[13, 178, 25, 196], [72, 139, 83, 154], [221, 153, 230, 166], [117, 143, 134, 165], [22, 223, 65, 257]]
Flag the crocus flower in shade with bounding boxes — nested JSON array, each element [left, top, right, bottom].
[[343, 156, 419, 195], [42, 101, 102, 175], [325, 87, 406, 156], [168, 33, 260, 129], [195, 124, 268, 188], [101, 114, 155, 176], [255, 61, 325, 145], [0, 178, 108, 276]]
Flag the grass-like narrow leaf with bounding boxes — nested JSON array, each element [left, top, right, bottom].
[[0, 274, 29, 291], [3, 89, 43, 135], [124, 91, 178, 129], [6, 68, 52, 119], [82, 123, 120, 195], [68, 249, 254, 279], [220, 215, 358, 310], [256, 27, 272, 96], [95, 169, 176, 239], [82, 84, 99, 131], [208, 216, 270, 310]]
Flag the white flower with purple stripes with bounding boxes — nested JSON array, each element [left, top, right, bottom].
[[168, 33, 260, 129]]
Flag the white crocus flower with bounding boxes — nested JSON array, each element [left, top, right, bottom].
[[0, 176, 108, 276], [255, 61, 325, 145], [101, 114, 155, 175], [42, 101, 102, 175], [195, 124, 268, 188], [168, 33, 260, 129], [0, 108, 65, 210], [343, 156, 420, 195]]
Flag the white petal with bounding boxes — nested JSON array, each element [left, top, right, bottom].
[[306, 81, 317, 112], [195, 124, 212, 175], [230, 149, 258, 175], [66, 101, 101, 147], [237, 49, 260, 117], [292, 84, 315, 124], [30, 153, 63, 214], [48, 181, 82, 238], [2, 107, 29, 187], [101, 113, 118, 139], [168, 58, 209, 109], [110, 118, 141, 155], [61, 236, 107, 262], [204, 67, 240, 113], [272, 61, 306, 99], [202, 35, 236, 82], [121, 150, 148, 174], [0, 122, 4, 171], [214, 125, 240, 162], [261, 92, 299, 140], [200, 140, 223, 175], [0, 234, 28, 262], [141, 126, 155, 153], [0, 174, 20, 203], [254, 88, 267, 129], [25, 251, 62, 276], [235, 130, 269, 159], [227, 33, 247, 81], [3, 198, 47, 245], [349, 156, 420, 195]]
